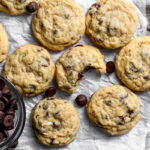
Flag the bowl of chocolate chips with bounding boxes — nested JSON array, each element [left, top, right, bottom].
[[0, 75, 26, 149]]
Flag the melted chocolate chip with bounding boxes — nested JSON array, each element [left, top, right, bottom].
[[46, 111, 50, 117], [105, 100, 111, 106], [65, 14, 70, 19], [98, 19, 103, 25], [26, 2, 39, 13], [53, 122, 61, 129], [42, 104, 48, 110], [130, 65, 140, 73], [52, 30, 58, 35], [144, 76, 150, 80], [106, 61, 115, 73], [77, 73, 83, 81], [92, 3, 101, 9], [107, 24, 111, 33], [118, 116, 125, 125]]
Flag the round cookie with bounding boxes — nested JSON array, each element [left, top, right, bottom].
[[85, 0, 138, 49], [0, 24, 8, 62], [56, 44, 106, 93], [31, 97, 80, 147], [86, 85, 140, 135], [0, 0, 39, 15], [3, 44, 55, 97], [32, 0, 85, 51], [116, 36, 150, 91]]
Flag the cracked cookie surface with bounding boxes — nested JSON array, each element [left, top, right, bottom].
[[31, 97, 80, 147], [85, 0, 138, 49], [0, 0, 40, 15], [56, 44, 106, 93], [86, 85, 140, 135], [32, 0, 85, 51], [3, 44, 55, 97], [0, 24, 8, 62], [116, 36, 150, 91]]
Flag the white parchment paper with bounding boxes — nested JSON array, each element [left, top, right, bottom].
[[0, 0, 149, 150]]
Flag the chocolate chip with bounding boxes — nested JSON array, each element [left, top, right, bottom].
[[76, 44, 83, 47], [42, 104, 48, 110], [105, 100, 111, 105], [55, 110, 60, 115], [47, 97, 55, 101], [53, 122, 61, 130], [98, 19, 103, 25], [0, 132, 4, 142], [26, 2, 39, 13], [2, 87, 10, 95], [45, 87, 56, 97], [118, 116, 125, 125], [144, 76, 150, 80], [75, 95, 88, 106], [45, 57, 50, 64], [77, 73, 83, 81], [107, 24, 111, 33], [99, 38, 103, 42], [3, 115, 14, 128], [0, 79, 5, 90], [1, 96, 9, 105], [3, 129, 9, 138], [0, 111, 5, 120], [0, 101, 5, 111], [52, 30, 58, 35], [106, 61, 115, 73], [6, 110, 15, 116], [11, 140, 18, 148], [45, 111, 50, 117], [65, 14, 70, 19], [130, 65, 140, 73], [37, 49, 42, 52], [128, 110, 134, 115], [120, 92, 128, 100], [92, 3, 101, 9]]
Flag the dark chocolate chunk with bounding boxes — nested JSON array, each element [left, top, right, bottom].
[[26, 2, 39, 13], [3, 115, 14, 128], [106, 61, 115, 73], [45, 87, 56, 97], [75, 95, 88, 106], [105, 100, 111, 106]]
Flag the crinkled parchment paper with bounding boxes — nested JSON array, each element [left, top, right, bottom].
[[0, 0, 149, 150]]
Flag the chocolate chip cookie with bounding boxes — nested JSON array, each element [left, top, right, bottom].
[[32, 0, 85, 51], [116, 36, 150, 91], [0, 24, 8, 62], [86, 85, 140, 135], [85, 0, 138, 49], [56, 44, 106, 93], [0, 0, 39, 15], [31, 97, 80, 147], [3, 44, 55, 97]]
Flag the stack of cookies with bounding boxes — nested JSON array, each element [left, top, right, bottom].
[[0, 0, 149, 148]]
